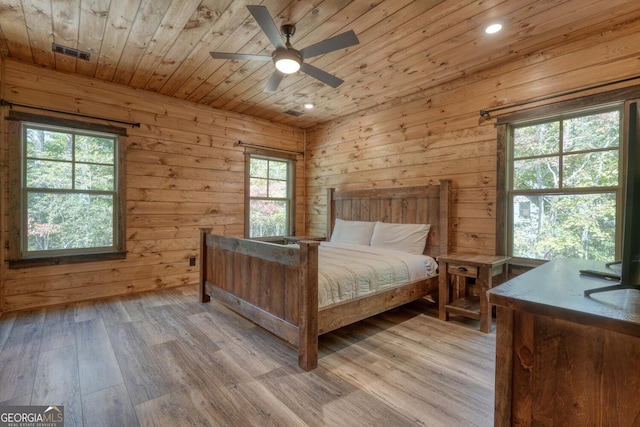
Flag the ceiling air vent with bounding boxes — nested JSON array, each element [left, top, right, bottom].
[[284, 109, 303, 117], [52, 43, 91, 61]]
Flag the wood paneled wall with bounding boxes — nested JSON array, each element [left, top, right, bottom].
[[2, 16, 639, 313], [0, 60, 304, 313], [304, 18, 640, 255]]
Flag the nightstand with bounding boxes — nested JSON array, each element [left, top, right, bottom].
[[438, 254, 510, 333], [283, 236, 326, 245]]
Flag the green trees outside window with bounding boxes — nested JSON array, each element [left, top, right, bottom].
[[248, 156, 292, 238], [509, 108, 622, 261], [22, 123, 118, 256]]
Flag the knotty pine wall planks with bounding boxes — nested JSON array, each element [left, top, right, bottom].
[[304, 18, 640, 255], [0, 60, 304, 312], [2, 15, 640, 312]]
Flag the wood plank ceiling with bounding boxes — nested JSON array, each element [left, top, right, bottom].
[[0, 0, 639, 129]]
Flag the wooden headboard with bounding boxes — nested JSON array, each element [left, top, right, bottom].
[[326, 179, 451, 258]]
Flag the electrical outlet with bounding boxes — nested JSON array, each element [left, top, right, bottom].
[[189, 256, 196, 266]]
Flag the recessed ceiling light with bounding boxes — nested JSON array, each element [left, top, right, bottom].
[[304, 103, 314, 109], [485, 23, 503, 34]]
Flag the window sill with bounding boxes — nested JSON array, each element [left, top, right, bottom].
[[8, 251, 127, 269]]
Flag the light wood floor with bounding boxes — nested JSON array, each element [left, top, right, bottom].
[[0, 285, 496, 426]]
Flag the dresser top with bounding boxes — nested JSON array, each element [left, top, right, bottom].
[[488, 258, 640, 337]]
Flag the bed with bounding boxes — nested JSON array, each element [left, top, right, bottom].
[[199, 180, 451, 370]]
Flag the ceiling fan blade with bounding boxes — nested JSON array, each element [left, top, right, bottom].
[[247, 5, 286, 50], [300, 30, 359, 60], [300, 63, 344, 88], [210, 52, 272, 61], [264, 71, 284, 92]]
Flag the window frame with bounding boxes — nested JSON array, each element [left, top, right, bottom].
[[505, 104, 624, 264], [244, 147, 296, 240], [496, 87, 640, 267], [7, 112, 127, 268]]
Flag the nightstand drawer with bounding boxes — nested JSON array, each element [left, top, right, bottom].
[[447, 263, 478, 278]]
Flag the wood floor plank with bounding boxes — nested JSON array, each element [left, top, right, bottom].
[[352, 316, 495, 393], [131, 317, 176, 346], [76, 318, 124, 396], [188, 305, 258, 344], [314, 387, 419, 427], [135, 388, 232, 427], [141, 339, 304, 427], [179, 348, 311, 427], [231, 378, 315, 426], [145, 304, 220, 358], [1, 394, 32, 405], [164, 338, 287, 426], [0, 319, 43, 402], [156, 319, 312, 426], [117, 294, 153, 322], [74, 301, 102, 323], [256, 365, 413, 427], [155, 312, 299, 425], [105, 322, 171, 405], [319, 307, 495, 426], [94, 299, 133, 326], [218, 326, 291, 377], [137, 288, 185, 310], [321, 348, 483, 427], [151, 339, 211, 391], [189, 307, 297, 377], [0, 285, 497, 426], [41, 305, 77, 352], [0, 312, 17, 352], [82, 383, 140, 427], [31, 345, 83, 427]]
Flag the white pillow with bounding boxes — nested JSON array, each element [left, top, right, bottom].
[[330, 219, 376, 246], [370, 222, 431, 254]]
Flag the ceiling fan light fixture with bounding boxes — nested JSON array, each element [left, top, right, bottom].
[[273, 49, 301, 74], [275, 57, 301, 74]]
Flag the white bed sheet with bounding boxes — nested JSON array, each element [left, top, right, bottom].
[[317, 241, 438, 308]]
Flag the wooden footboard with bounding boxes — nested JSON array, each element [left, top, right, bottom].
[[199, 231, 320, 370]]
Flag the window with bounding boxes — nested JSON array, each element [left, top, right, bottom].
[[245, 149, 295, 239], [8, 113, 126, 267], [507, 106, 623, 263]]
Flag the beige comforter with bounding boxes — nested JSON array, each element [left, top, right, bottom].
[[317, 242, 437, 308]]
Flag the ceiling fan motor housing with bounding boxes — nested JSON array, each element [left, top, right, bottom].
[[281, 24, 296, 38], [272, 47, 302, 65]]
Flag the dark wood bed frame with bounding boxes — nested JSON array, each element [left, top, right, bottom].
[[199, 179, 451, 370]]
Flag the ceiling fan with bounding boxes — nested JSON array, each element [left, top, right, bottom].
[[210, 5, 359, 92]]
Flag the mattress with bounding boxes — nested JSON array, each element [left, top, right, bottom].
[[317, 242, 438, 308]]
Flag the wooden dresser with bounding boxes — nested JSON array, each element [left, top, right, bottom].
[[488, 258, 640, 426]]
